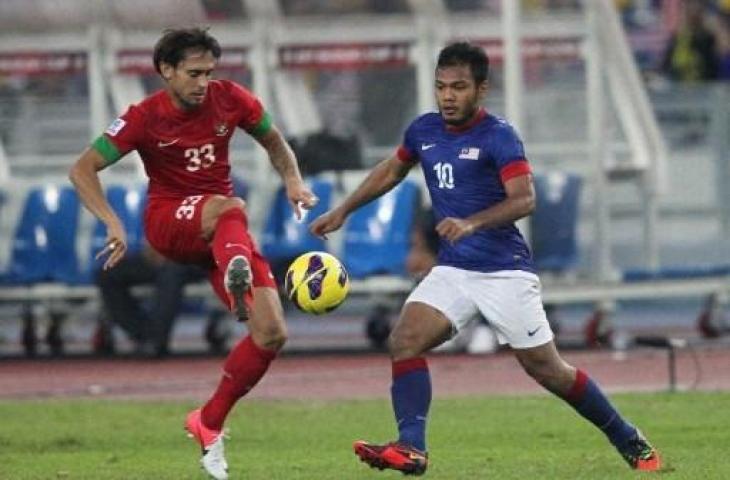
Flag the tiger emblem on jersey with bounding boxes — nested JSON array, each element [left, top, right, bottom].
[[214, 123, 229, 136]]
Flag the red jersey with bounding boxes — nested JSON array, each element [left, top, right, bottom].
[[93, 79, 271, 199]]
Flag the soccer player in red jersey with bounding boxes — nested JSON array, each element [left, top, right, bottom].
[[69, 28, 316, 480]]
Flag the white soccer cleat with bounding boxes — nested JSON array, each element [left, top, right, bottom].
[[185, 408, 229, 480], [200, 435, 228, 480]]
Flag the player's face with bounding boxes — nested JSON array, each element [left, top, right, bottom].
[[435, 64, 487, 126], [161, 49, 217, 110]]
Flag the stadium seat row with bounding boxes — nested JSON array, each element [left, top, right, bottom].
[[0, 172, 583, 288]]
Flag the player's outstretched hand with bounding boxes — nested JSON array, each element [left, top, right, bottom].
[[436, 217, 476, 244], [309, 208, 346, 239], [286, 180, 319, 221], [96, 221, 128, 270]]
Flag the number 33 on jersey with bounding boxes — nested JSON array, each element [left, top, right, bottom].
[[91, 79, 272, 200], [184, 144, 216, 172]]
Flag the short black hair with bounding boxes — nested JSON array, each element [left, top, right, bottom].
[[153, 27, 222, 74], [436, 42, 489, 85]]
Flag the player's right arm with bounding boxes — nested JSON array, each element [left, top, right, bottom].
[[309, 153, 412, 237], [69, 109, 142, 269], [69, 146, 127, 270]]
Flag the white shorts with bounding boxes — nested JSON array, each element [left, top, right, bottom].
[[405, 266, 553, 349]]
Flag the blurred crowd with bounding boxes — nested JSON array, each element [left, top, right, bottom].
[[618, 0, 730, 82]]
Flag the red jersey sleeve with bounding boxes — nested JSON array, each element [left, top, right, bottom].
[[499, 159, 531, 184], [396, 145, 416, 163], [226, 82, 270, 135], [104, 105, 145, 155]]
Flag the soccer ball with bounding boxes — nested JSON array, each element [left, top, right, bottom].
[[285, 251, 350, 314]]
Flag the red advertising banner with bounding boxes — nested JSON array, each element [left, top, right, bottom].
[[477, 38, 582, 63], [0, 52, 86, 75], [117, 48, 249, 74], [279, 43, 410, 69]]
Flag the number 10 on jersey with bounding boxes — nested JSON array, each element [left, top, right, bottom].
[[433, 162, 454, 189]]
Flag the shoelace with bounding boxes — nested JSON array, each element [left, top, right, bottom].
[[622, 438, 652, 463]]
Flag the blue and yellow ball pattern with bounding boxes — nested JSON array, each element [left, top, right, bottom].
[[285, 251, 350, 314]]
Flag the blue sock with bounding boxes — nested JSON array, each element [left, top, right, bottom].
[[565, 369, 637, 447], [391, 358, 431, 452]]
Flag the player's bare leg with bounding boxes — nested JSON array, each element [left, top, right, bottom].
[[354, 302, 451, 475], [245, 286, 288, 351], [514, 341, 661, 471], [187, 286, 287, 479]]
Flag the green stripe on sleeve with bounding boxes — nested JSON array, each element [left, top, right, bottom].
[[249, 111, 273, 138], [91, 135, 123, 166]]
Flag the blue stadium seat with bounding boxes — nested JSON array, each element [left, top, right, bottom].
[[530, 172, 582, 273], [261, 177, 333, 263], [342, 180, 419, 278], [4, 184, 81, 284], [623, 264, 730, 282], [86, 184, 147, 279]]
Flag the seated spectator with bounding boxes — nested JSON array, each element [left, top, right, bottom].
[[94, 176, 250, 357], [367, 198, 563, 353], [405, 207, 438, 279], [365, 201, 500, 354], [94, 244, 209, 358], [716, 12, 730, 79], [661, 0, 719, 82]]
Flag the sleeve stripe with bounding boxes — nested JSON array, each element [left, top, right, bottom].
[[92, 135, 123, 166], [249, 111, 273, 137], [500, 159, 531, 183], [396, 145, 415, 163]]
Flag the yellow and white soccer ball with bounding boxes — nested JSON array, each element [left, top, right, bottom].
[[285, 251, 350, 314]]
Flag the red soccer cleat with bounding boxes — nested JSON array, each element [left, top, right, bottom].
[[353, 440, 428, 476], [617, 430, 662, 472]]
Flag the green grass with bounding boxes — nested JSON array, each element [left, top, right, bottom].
[[0, 392, 727, 479]]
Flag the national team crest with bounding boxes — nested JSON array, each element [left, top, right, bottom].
[[458, 147, 480, 160], [214, 123, 229, 136]]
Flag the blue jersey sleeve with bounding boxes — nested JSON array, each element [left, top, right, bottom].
[[399, 120, 420, 163], [491, 123, 526, 170]]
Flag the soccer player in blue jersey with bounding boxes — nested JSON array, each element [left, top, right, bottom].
[[310, 42, 661, 475]]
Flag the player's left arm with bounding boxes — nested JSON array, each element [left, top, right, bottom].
[[436, 174, 535, 243], [254, 126, 317, 219], [231, 81, 316, 218]]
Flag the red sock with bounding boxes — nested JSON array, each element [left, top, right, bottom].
[[201, 335, 277, 430], [212, 208, 253, 272]]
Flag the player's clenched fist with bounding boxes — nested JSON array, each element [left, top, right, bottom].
[[435, 217, 476, 244], [286, 180, 319, 220], [309, 208, 347, 239]]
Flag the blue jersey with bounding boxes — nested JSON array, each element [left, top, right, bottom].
[[398, 109, 535, 273]]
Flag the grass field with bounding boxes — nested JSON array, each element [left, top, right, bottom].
[[0, 392, 727, 479]]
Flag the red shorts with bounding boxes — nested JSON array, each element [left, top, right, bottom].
[[144, 195, 276, 290]]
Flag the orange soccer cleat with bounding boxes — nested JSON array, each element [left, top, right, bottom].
[[617, 430, 662, 472]]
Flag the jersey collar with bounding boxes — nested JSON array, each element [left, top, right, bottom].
[[161, 89, 207, 119], [444, 107, 487, 133]]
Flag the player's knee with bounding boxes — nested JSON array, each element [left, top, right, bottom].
[[387, 328, 421, 360], [522, 361, 550, 386], [202, 196, 248, 239], [252, 324, 288, 351], [219, 196, 246, 215], [520, 356, 571, 391]]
